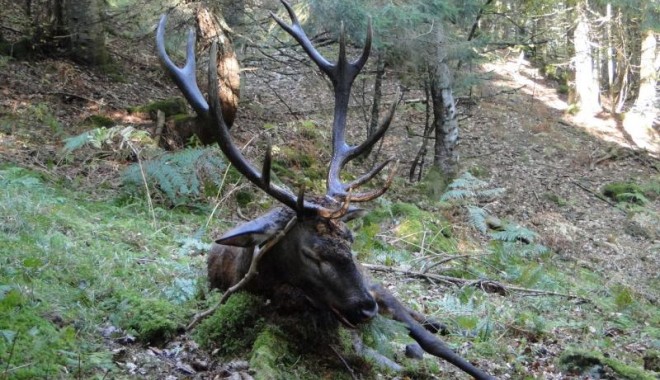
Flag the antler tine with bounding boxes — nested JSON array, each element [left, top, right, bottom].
[[271, 0, 333, 76], [347, 160, 399, 203], [350, 89, 403, 163], [317, 191, 353, 219], [326, 88, 402, 201], [345, 158, 393, 191], [207, 41, 311, 213], [156, 15, 209, 117]]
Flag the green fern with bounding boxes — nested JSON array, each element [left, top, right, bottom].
[[490, 224, 538, 244], [440, 172, 505, 203], [122, 148, 227, 205], [64, 125, 149, 154], [466, 206, 488, 233]]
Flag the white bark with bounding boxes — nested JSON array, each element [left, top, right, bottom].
[[634, 29, 658, 113], [573, 7, 601, 114]]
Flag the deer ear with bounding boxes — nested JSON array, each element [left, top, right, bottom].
[[215, 208, 292, 247], [342, 207, 367, 222]]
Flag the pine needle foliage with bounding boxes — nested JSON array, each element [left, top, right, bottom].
[[122, 148, 227, 206]]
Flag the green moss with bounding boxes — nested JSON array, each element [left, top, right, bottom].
[[235, 190, 254, 207], [559, 350, 656, 380], [128, 98, 188, 117], [468, 165, 490, 178], [0, 287, 81, 379], [249, 325, 292, 380], [171, 113, 195, 123], [194, 292, 264, 356], [84, 114, 115, 128], [611, 284, 635, 311], [419, 166, 451, 199], [299, 120, 320, 140], [113, 294, 183, 345], [545, 192, 569, 207]]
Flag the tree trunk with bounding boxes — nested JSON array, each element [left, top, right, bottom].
[[573, 4, 600, 114], [409, 83, 433, 182], [429, 25, 458, 177], [606, 2, 615, 108], [196, 6, 240, 128], [634, 29, 658, 113], [430, 64, 458, 177], [64, 0, 109, 65]]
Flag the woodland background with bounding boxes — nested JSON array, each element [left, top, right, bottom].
[[0, 0, 658, 378]]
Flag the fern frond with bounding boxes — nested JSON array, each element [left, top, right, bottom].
[[490, 224, 538, 243], [63, 132, 93, 153], [476, 187, 506, 199], [466, 206, 489, 233], [440, 189, 476, 202], [122, 147, 227, 205]]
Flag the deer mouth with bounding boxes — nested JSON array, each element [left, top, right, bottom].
[[330, 306, 358, 329]]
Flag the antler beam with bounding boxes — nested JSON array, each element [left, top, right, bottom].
[[272, 0, 399, 202]]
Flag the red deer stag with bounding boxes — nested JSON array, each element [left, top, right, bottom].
[[157, 2, 495, 379]]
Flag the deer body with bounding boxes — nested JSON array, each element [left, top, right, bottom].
[[157, 2, 494, 378]]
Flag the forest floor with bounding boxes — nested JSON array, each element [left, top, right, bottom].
[[1, 13, 659, 380]]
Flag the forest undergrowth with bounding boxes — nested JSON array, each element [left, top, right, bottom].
[[0, 15, 659, 380]]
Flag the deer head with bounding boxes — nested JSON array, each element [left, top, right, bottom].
[[157, 0, 400, 328]]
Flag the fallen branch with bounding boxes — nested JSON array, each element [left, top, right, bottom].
[[186, 216, 298, 330], [364, 263, 589, 302], [421, 253, 489, 274], [570, 180, 622, 211]]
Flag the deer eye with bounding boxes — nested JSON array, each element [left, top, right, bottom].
[[302, 247, 321, 263]]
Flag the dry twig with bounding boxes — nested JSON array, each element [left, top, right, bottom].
[[186, 216, 298, 331], [364, 263, 589, 302]]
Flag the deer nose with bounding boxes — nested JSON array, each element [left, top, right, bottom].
[[359, 299, 379, 321]]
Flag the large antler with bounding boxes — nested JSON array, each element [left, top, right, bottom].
[[157, 1, 398, 217], [157, 15, 334, 217], [272, 0, 400, 202]]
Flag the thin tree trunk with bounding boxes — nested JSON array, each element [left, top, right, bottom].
[[606, 2, 615, 110], [409, 83, 432, 182], [430, 25, 458, 177], [430, 64, 458, 176], [573, 3, 600, 114]]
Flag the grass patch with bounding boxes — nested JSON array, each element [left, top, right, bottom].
[[0, 165, 209, 377]]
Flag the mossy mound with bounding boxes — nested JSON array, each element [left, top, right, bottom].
[[193, 291, 378, 379], [559, 350, 656, 380], [112, 294, 184, 346], [194, 292, 265, 356]]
